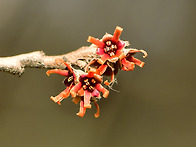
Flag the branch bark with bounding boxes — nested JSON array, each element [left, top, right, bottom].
[[0, 45, 99, 76]]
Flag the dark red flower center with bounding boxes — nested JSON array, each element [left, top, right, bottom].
[[80, 77, 98, 92], [64, 73, 74, 86], [104, 40, 118, 57]]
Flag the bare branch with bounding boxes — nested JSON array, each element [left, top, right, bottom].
[[0, 45, 98, 76]]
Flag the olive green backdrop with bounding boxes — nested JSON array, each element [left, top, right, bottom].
[[0, 0, 195, 147]]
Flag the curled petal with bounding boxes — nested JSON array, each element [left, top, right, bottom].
[[77, 88, 84, 96], [121, 58, 135, 71], [77, 101, 86, 117], [127, 56, 145, 68], [85, 59, 97, 71], [70, 82, 82, 97], [92, 89, 100, 97], [95, 84, 109, 98], [128, 49, 148, 58], [61, 87, 71, 98], [55, 58, 73, 73], [87, 36, 105, 48], [84, 91, 92, 108], [46, 69, 69, 76], [112, 26, 123, 42], [94, 101, 100, 118], [104, 72, 114, 86], [97, 64, 108, 75], [50, 87, 70, 105], [93, 74, 103, 83]]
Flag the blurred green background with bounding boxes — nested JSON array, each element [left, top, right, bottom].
[[0, 0, 195, 147]]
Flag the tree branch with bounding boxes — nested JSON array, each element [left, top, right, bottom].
[[0, 45, 98, 76], [0, 44, 137, 76]]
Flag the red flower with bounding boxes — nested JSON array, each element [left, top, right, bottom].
[[72, 96, 100, 118], [87, 26, 125, 63], [70, 70, 109, 110], [46, 58, 76, 105], [86, 59, 120, 85], [120, 49, 148, 71]]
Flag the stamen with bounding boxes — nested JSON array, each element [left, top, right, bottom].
[[110, 52, 115, 56], [84, 79, 88, 82], [106, 41, 111, 46], [111, 44, 115, 49], [68, 76, 73, 82], [89, 86, 94, 91], [86, 81, 90, 85], [104, 47, 110, 52], [83, 85, 87, 89], [91, 79, 96, 83]]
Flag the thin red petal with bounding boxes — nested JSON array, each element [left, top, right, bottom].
[[104, 72, 114, 86], [128, 49, 148, 58], [46, 69, 69, 76], [121, 58, 135, 71], [98, 64, 108, 75], [55, 58, 73, 73], [128, 56, 145, 68], [50, 87, 70, 105], [77, 101, 86, 117], [84, 90, 92, 108], [70, 82, 82, 97], [101, 54, 110, 63], [111, 72, 114, 83], [92, 89, 100, 97], [97, 59, 105, 65], [112, 26, 123, 42], [77, 88, 84, 96], [61, 87, 71, 98], [85, 59, 97, 71], [94, 101, 100, 118], [95, 84, 109, 98], [87, 36, 105, 48]]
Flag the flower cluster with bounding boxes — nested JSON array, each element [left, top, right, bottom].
[[46, 26, 147, 117], [47, 59, 108, 117]]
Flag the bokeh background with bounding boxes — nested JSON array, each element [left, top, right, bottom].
[[0, 0, 195, 147]]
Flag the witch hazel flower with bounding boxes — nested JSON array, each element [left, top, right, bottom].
[[46, 58, 76, 105], [44, 26, 147, 118], [70, 69, 109, 110], [72, 96, 100, 118], [87, 26, 126, 63], [86, 59, 120, 86], [119, 49, 148, 71]]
